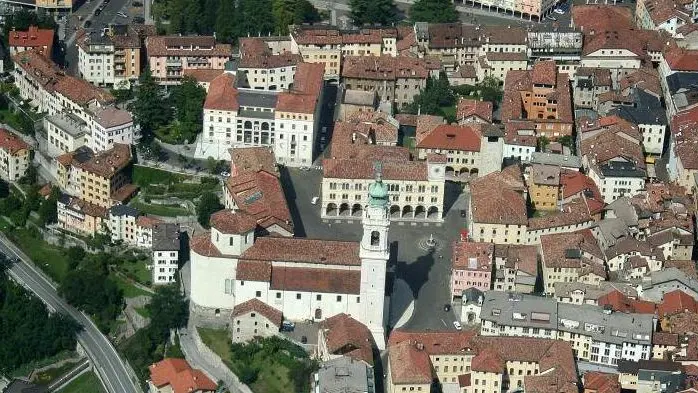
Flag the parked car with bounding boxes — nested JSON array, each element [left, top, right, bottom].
[[220, 171, 230, 178], [84, 20, 92, 27], [553, 7, 565, 14], [460, 209, 467, 218], [443, 304, 451, 312], [132, 0, 143, 5], [133, 16, 145, 23], [311, 196, 319, 205], [453, 321, 462, 330], [94, 7, 102, 15], [281, 321, 295, 332], [117, 11, 128, 18]]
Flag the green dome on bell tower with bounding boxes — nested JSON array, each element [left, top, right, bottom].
[[368, 161, 389, 207]]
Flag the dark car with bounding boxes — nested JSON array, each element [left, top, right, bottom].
[[132, 0, 143, 5], [301, 336, 308, 344], [133, 16, 145, 23], [444, 304, 451, 312], [84, 20, 92, 27], [94, 7, 101, 15], [460, 209, 466, 218]]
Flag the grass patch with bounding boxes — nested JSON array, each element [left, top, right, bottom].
[[33, 360, 79, 385], [60, 371, 106, 393], [198, 330, 316, 393], [10, 351, 78, 379], [6, 227, 70, 282], [440, 105, 456, 121], [0, 108, 35, 135], [117, 257, 151, 286], [129, 196, 190, 217], [134, 306, 151, 318], [113, 275, 152, 298], [132, 165, 191, 187]]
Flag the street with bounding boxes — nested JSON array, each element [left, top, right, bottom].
[[0, 236, 143, 393]]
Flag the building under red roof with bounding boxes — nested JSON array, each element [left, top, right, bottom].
[[9, 26, 54, 58], [149, 358, 217, 393]]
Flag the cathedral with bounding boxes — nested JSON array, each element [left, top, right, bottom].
[[188, 169, 392, 349]]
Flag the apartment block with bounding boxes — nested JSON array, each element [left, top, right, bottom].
[[151, 223, 181, 285], [540, 229, 606, 296], [0, 128, 31, 182], [146, 35, 232, 85], [8, 26, 53, 58], [451, 241, 494, 298]]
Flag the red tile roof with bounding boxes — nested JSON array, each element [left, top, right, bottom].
[[323, 158, 428, 181], [270, 267, 361, 294], [571, 5, 634, 32], [659, 290, 698, 316], [320, 313, 376, 365], [416, 124, 482, 152], [456, 98, 493, 123], [494, 244, 538, 276], [388, 340, 433, 385], [670, 107, 698, 169], [9, 26, 53, 55], [241, 237, 361, 266], [581, 128, 645, 168], [528, 198, 594, 231], [652, 332, 680, 347], [236, 260, 272, 281], [226, 171, 293, 234], [190, 233, 224, 257], [341, 56, 431, 81], [231, 298, 283, 326], [502, 69, 573, 125], [532, 60, 557, 86], [584, 372, 621, 393], [147, 35, 232, 57], [540, 229, 603, 269], [452, 241, 493, 271], [290, 26, 397, 46], [182, 69, 225, 83], [203, 73, 238, 111], [559, 170, 605, 215], [470, 165, 527, 225], [229, 147, 277, 177], [74, 143, 131, 179], [388, 329, 478, 355], [276, 62, 324, 114], [664, 47, 698, 71], [210, 209, 258, 234], [0, 128, 30, 155], [136, 215, 163, 229], [582, 29, 646, 57], [149, 358, 217, 393]]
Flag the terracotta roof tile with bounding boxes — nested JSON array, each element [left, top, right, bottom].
[[582, 29, 646, 57], [9, 26, 53, 55], [388, 329, 478, 355], [341, 56, 431, 81], [241, 237, 361, 266], [388, 340, 433, 385], [452, 241, 493, 271], [416, 123, 482, 151], [75, 143, 131, 179], [136, 215, 163, 229], [0, 128, 30, 155], [203, 73, 238, 111], [270, 267, 360, 294], [276, 62, 324, 114], [147, 35, 232, 57], [502, 69, 573, 125], [584, 371, 621, 393], [182, 68, 225, 83], [290, 26, 397, 46], [619, 67, 662, 97], [456, 98, 493, 123], [532, 60, 558, 85], [320, 313, 376, 365], [581, 128, 645, 168], [231, 298, 283, 326], [572, 5, 634, 32], [494, 244, 538, 275], [149, 358, 217, 393], [664, 260, 698, 279], [229, 147, 277, 176], [210, 209, 257, 234], [190, 233, 223, 257], [540, 229, 603, 268], [225, 171, 293, 234], [470, 165, 527, 225], [54, 75, 114, 105], [323, 158, 428, 181], [504, 120, 537, 147], [659, 290, 698, 316], [652, 332, 680, 346], [59, 195, 108, 218], [528, 198, 593, 230], [236, 259, 272, 281]]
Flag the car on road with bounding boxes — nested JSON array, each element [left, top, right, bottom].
[[117, 11, 128, 18], [321, 126, 327, 134], [133, 16, 145, 23], [281, 321, 295, 332], [132, 0, 143, 5], [460, 209, 466, 218], [84, 20, 92, 27], [219, 171, 230, 178], [554, 8, 564, 14], [311, 196, 319, 205], [94, 7, 102, 15], [443, 304, 451, 312], [453, 321, 462, 330]]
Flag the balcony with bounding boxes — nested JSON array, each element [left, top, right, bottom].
[[165, 58, 182, 67]]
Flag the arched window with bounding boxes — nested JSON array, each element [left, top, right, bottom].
[[371, 231, 380, 246]]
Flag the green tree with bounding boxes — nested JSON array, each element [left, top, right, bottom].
[[169, 76, 206, 143], [272, 0, 321, 35], [215, 0, 237, 42], [128, 68, 171, 139], [235, 0, 274, 38], [349, 0, 397, 26], [0, 179, 9, 199], [147, 284, 188, 337], [59, 269, 123, 332], [66, 246, 86, 265], [477, 75, 503, 104], [403, 73, 456, 120], [197, 191, 222, 227], [538, 135, 550, 151], [20, 164, 37, 185], [202, 0, 220, 34], [409, 0, 458, 22]]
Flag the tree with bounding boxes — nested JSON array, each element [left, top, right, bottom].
[[273, 0, 321, 35], [409, 0, 458, 22], [169, 77, 206, 143], [147, 284, 188, 337], [538, 135, 550, 151], [0, 180, 9, 199], [215, 0, 237, 43], [349, 0, 397, 26], [66, 246, 86, 265], [59, 269, 123, 332], [235, 0, 274, 38], [128, 68, 171, 139], [37, 186, 60, 226], [20, 164, 37, 185], [197, 192, 222, 227], [403, 73, 456, 120], [477, 76, 503, 104]]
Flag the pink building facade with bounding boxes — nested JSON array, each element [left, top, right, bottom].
[[450, 241, 494, 299], [146, 36, 232, 85]]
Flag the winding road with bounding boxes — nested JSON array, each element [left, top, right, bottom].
[[0, 235, 143, 393]]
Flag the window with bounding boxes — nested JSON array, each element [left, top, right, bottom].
[[336, 295, 342, 302], [276, 292, 281, 299], [316, 294, 322, 301], [296, 293, 302, 299], [256, 291, 261, 297]]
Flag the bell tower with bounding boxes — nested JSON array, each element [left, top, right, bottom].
[[359, 161, 390, 350]]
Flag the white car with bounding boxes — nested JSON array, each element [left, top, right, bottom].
[[117, 11, 128, 18], [453, 321, 462, 330], [220, 171, 230, 177], [553, 8, 565, 14], [311, 196, 319, 205]]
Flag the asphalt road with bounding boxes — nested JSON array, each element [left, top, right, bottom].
[[0, 236, 143, 393]]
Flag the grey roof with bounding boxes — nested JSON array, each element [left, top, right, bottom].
[[71, 146, 95, 165], [609, 89, 667, 126], [463, 287, 484, 304], [618, 359, 683, 374], [605, 197, 639, 227], [109, 204, 139, 217], [557, 303, 653, 346], [152, 223, 180, 251], [530, 152, 582, 168], [599, 161, 646, 178], [596, 218, 633, 249], [641, 267, 698, 292], [237, 90, 278, 109], [554, 281, 637, 300], [480, 291, 558, 330], [665, 72, 698, 95], [343, 89, 376, 106], [316, 356, 374, 393], [45, 112, 88, 138]]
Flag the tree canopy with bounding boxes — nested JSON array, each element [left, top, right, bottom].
[[409, 0, 459, 23], [128, 69, 171, 139], [272, 0, 322, 35], [403, 73, 456, 121], [165, 76, 206, 143], [349, 0, 398, 26], [197, 192, 223, 228], [147, 284, 188, 337], [0, 255, 79, 374]]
